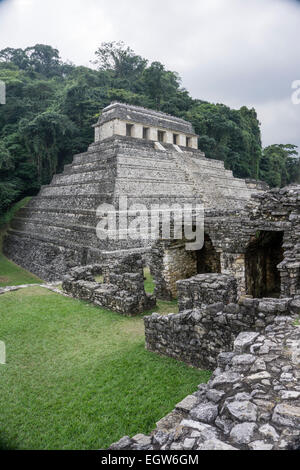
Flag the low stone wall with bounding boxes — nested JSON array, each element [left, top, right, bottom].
[[110, 315, 300, 451], [177, 274, 237, 312], [144, 298, 299, 369], [62, 254, 156, 316]]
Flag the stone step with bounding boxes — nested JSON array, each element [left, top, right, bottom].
[[114, 179, 195, 197], [52, 169, 116, 186], [64, 157, 117, 175], [5, 227, 146, 253], [27, 194, 114, 210], [54, 166, 187, 186], [39, 181, 115, 197]]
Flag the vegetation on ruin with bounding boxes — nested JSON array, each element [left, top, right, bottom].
[[0, 42, 299, 218], [0, 286, 210, 450]]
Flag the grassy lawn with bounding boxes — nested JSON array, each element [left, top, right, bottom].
[[0, 202, 209, 449], [0, 287, 210, 450]]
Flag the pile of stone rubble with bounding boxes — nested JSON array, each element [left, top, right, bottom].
[[110, 315, 300, 450]]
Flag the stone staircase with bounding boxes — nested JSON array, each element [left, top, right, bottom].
[[4, 136, 261, 281]]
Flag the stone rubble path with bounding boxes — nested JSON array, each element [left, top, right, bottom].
[[0, 282, 72, 298]]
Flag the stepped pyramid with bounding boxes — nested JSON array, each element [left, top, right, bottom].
[[4, 102, 263, 281]]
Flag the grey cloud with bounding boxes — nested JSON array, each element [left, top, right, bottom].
[[0, 0, 300, 148]]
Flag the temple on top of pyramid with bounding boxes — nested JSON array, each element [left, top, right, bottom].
[[4, 102, 270, 285], [93, 102, 199, 149]]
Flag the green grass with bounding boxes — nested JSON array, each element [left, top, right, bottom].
[[144, 267, 155, 294], [0, 287, 210, 450], [0, 204, 208, 449]]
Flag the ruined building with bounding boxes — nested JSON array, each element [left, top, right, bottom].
[[3, 103, 299, 302], [4, 103, 300, 450], [4, 102, 264, 283]]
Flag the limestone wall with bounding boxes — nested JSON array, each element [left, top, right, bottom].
[[111, 314, 300, 450], [62, 254, 156, 315], [177, 274, 237, 311], [150, 186, 300, 300], [95, 117, 198, 149], [144, 295, 298, 369]]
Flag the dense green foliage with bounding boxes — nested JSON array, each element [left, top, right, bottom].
[[0, 286, 209, 449], [260, 144, 300, 188], [0, 42, 299, 216]]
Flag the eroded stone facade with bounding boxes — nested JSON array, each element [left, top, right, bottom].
[[150, 185, 300, 300], [94, 102, 198, 149]]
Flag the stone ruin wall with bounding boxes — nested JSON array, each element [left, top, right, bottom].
[[111, 314, 300, 451], [150, 185, 300, 300], [62, 254, 156, 316], [144, 273, 299, 370], [131, 187, 300, 451]]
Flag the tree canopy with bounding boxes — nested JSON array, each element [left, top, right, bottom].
[[0, 41, 299, 216]]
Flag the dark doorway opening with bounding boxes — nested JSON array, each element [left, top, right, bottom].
[[245, 231, 284, 298], [158, 130, 166, 143], [143, 127, 149, 139], [196, 234, 221, 274], [126, 124, 134, 137]]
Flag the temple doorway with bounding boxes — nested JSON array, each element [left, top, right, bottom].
[[245, 231, 284, 298], [196, 234, 221, 274]]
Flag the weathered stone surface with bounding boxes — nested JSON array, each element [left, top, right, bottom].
[[248, 441, 274, 451], [175, 395, 199, 413], [197, 439, 238, 450], [156, 410, 184, 432], [177, 274, 237, 312], [189, 403, 219, 424], [109, 436, 132, 450], [230, 423, 257, 444], [206, 389, 225, 403], [259, 424, 279, 441], [180, 419, 219, 439], [210, 372, 240, 389], [152, 431, 169, 447], [272, 404, 300, 428], [227, 401, 258, 422], [182, 438, 195, 450], [280, 391, 300, 400], [232, 355, 256, 367], [245, 371, 271, 383], [132, 434, 152, 448], [234, 332, 260, 354]]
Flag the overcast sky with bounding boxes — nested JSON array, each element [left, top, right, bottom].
[[0, 0, 300, 149]]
